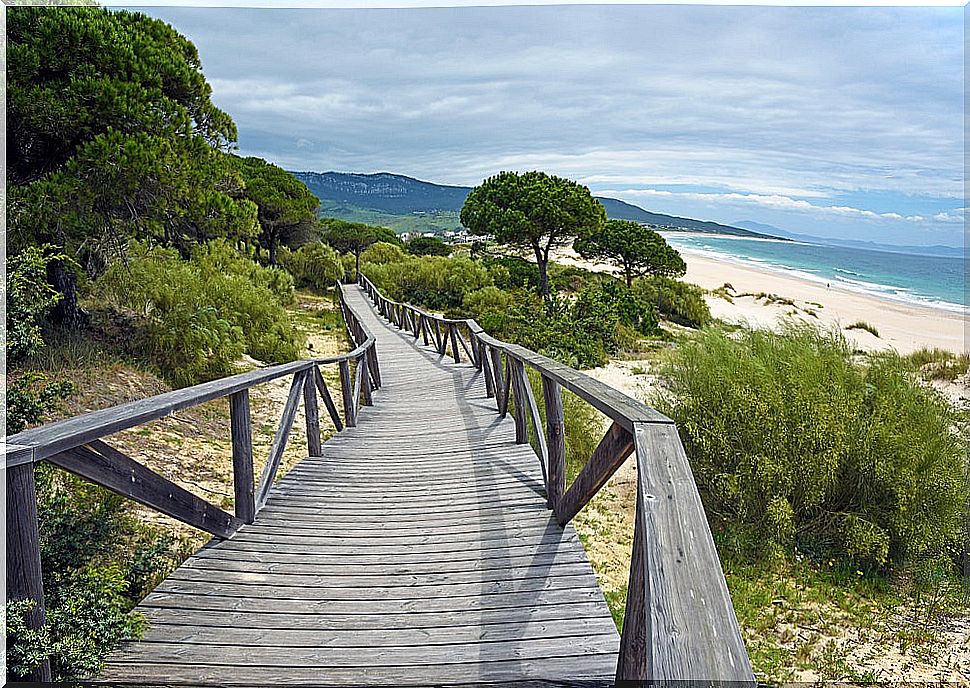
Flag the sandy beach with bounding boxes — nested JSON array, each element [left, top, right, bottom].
[[555, 246, 967, 355]]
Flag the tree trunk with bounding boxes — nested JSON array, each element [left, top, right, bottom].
[[47, 258, 86, 328], [625, 265, 633, 288], [534, 244, 551, 309], [268, 236, 278, 266], [354, 249, 362, 282]]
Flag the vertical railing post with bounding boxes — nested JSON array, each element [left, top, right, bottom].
[[7, 461, 52, 682], [229, 390, 256, 524], [542, 375, 566, 512], [303, 369, 322, 456], [510, 358, 528, 444], [339, 359, 356, 427]]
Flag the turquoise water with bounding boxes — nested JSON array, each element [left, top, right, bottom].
[[662, 234, 967, 312]]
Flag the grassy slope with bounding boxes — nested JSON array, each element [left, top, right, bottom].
[[319, 202, 463, 234]]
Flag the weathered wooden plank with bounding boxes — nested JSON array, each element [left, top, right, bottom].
[[48, 441, 241, 538], [229, 390, 255, 524], [623, 422, 754, 681], [449, 322, 461, 363], [557, 422, 635, 525], [133, 615, 617, 647], [255, 372, 306, 511], [6, 462, 51, 682]]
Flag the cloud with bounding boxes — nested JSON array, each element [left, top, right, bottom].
[[600, 188, 929, 223], [129, 4, 964, 245], [932, 208, 967, 223]]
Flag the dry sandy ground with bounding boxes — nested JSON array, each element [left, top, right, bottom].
[[554, 246, 967, 356]]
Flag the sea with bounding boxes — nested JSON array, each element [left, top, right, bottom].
[[661, 233, 967, 314]]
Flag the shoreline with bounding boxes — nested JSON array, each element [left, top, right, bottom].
[[554, 246, 968, 355]]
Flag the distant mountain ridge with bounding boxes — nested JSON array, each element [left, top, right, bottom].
[[291, 170, 777, 239], [734, 220, 964, 258]]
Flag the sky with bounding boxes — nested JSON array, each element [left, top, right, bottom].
[[127, 4, 965, 247]]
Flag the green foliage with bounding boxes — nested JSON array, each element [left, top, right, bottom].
[[461, 171, 606, 300], [322, 219, 401, 277], [574, 219, 686, 287], [633, 275, 712, 328], [362, 255, 493, 311], [573, 280, 659, 340], [406, 235, 451, 256], [7, 466, 181, 680], [8, 7, 256, 274], [278, 242, 343, 292], [361, 241, 408, 265], [658, 324, 967, 571], [459, 287, 514, 318], [97, 241, 302, 386], [482, 256, 540, 290], [6, 245, 65, 365], [6, 373, 76, 435], [234, 156, 319, 264], [8, 6, 235, 185]]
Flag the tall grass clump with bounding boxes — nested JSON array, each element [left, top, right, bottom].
[[905, 347, 970, 382], [633, 275, 711, 328], [97, 241, 303, 386], [658, 323, 967, 573], [278, 242, 343, 292], [362, 255, 492, 311]]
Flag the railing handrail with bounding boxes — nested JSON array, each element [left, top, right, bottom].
[[356, 271, 755, 684], [357, 273, 669, 430], [5, 285, 377, 467]]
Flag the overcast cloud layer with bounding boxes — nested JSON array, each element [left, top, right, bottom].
[[133, 5, 964, 246]]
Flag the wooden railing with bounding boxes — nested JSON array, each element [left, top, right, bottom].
[[358, 273, 755, 683], [3, 283, 380, 683]]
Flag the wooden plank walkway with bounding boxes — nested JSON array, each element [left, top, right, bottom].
[[100, 285, 620, 686]]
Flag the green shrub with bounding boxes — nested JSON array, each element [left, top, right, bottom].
[[278, 242, 343, 292], [6, 373, 75, 435], [633, 276, 711, 328], [6, 466, 182, 680], [482, 256, 539, 290], [362, 255, 493, 311], [456, 286, 514, 319], [658, 324, 967, 571], [6, 245, 66, 365], [97, 241, 302, 386], [406, 236, 450, 256], [361, 241, 407, 265]]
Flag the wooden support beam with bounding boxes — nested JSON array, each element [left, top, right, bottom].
[[491, 347, 507, 415], [50, 441, 241, 538], [359, 354, 373, 406], [313, 366, 343, 432], [542, 375, 565, 512], [518, 361, 548, 487], [481, 341, 495, 398], [616, 485, 648, 681], [556, 422, 634, 525], [256, 371, 306, 511], [449, 323, 461, 363], [229, 390, 256, 524], [6, 462, 51, 682], [303, 372, 322, 457], [339, 359, 356, 428]]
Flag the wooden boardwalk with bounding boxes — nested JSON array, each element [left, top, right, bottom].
[[100, 286, 620, 686]]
